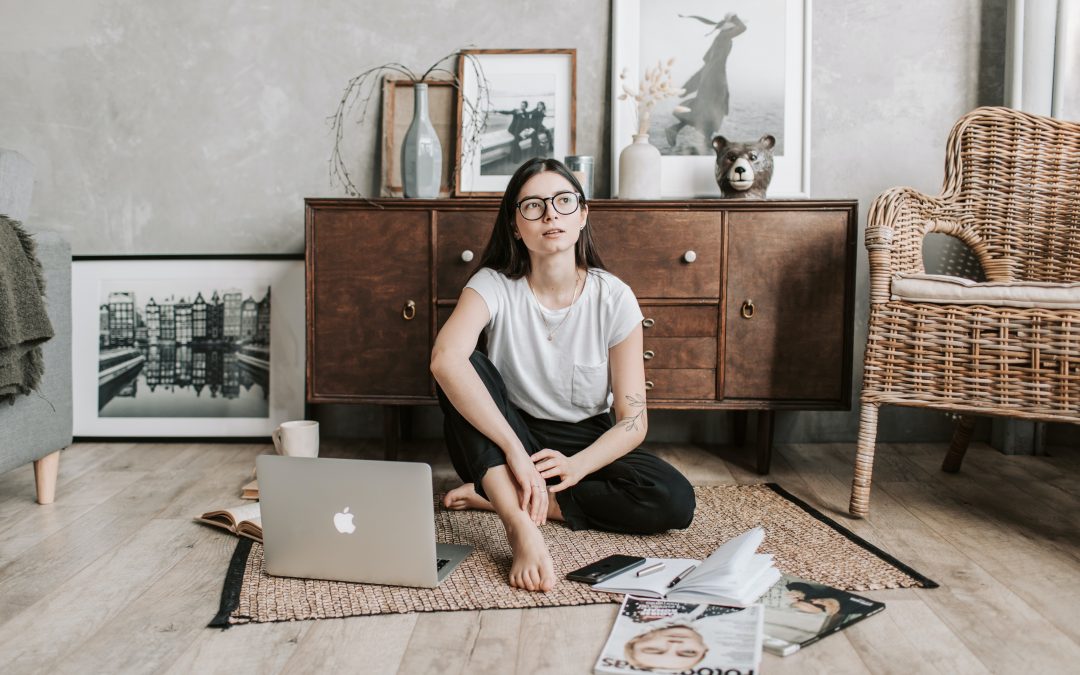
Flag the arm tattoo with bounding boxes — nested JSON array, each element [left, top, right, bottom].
[[619, 393, 647, 432]]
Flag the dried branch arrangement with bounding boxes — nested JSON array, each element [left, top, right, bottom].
[[327, 50, 489, 197], [618, 59, 685, 136]]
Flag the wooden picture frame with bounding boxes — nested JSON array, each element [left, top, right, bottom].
[[455, 49, 577, 196], [380, 78, 457, 197], [71, 255, 305, 438], [611, 0, 810, 197]]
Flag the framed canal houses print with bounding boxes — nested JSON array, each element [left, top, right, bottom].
[[71, 256, 304, 437]]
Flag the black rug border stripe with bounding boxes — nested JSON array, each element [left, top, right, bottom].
[[764, 482, 939, 589], [209, 537, 254, 628]]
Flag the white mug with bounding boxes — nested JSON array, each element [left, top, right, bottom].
[[272, 420, 320, 458]]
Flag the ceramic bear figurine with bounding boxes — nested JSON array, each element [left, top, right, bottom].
[[712, 134, 775, 199]]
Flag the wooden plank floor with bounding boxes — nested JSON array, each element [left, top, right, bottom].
[[1, 438, 1078, 674]]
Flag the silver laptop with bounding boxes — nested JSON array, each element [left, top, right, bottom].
[[256, 455, 472, 588]]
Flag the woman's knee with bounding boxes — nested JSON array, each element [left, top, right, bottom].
[[623, 478, 695, 534]]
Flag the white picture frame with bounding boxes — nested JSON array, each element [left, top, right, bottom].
[[72, 257, 305, 438], [455, 49, 577, 196], [611, 0, 811, 198]]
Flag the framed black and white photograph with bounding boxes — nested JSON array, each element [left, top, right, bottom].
[[71, 256, 305, 437], [455, 49, 576, 196], [611, 0, 810, 197]]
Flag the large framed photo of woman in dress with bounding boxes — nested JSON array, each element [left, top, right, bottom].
[[71, 256, 305, 438], [455, 49, 576, 196], [611, 0, 810, 198]]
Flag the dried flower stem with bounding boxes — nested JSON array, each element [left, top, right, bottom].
[[618, 58, 684, 136]]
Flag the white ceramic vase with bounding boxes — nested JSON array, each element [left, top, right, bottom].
[[401, 83, 442, 198], [618, 133, 661, 199]]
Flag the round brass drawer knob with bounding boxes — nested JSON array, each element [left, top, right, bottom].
[[461, 249, 474, 263], [643, 350, 655, 361], [402, 300, 417, 320], [642, 317, 655, 329], [682, 250, 697, 263], [741, 299, 755, 319], [645, 380, 655, 390]]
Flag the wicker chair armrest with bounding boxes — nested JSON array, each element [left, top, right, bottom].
[[865, 187, 976, 303]]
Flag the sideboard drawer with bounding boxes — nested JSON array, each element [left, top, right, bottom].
[[645, 369, 716, 399], [642, 337, 716, 369], [639, 305, 718, 337], [437, 210, 496, 299], [589, 212, 722, 298]]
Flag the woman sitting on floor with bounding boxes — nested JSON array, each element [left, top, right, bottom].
[[430, 158, 695, 592]]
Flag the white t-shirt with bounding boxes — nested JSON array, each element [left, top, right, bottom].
[[465, 267, 644, 422]]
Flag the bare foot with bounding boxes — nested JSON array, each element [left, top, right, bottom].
[[506, 515, 556, 592], [442, 483, 494, 511]]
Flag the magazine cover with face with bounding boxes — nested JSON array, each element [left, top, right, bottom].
[[594, 595, 763, 674], [760, 574, 885, 656]]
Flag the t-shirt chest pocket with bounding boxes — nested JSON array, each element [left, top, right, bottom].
[[571, 362, 609, 409]]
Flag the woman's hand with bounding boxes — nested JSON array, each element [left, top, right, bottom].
[[506, 451, 549, 526], [532, 449, 582, 494]]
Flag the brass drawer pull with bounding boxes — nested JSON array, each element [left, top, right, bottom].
[[642, 317, 655, 329], [643, 350, 655, 361], [402, 300, 417, 321], [460, 249, 474, 263], [741, 299, 755, 319], [645, 380, 655, 390], [682, 250, 697, 263]]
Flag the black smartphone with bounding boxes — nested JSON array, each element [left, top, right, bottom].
[[566, 554, 647, 584]]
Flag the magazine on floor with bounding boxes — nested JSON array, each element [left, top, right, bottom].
[[591, 527, 781, 606], [761, 574, 885, 656], [595, 595, 763, 674]]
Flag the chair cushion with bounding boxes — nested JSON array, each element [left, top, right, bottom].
[[891, 273, 1080, 309]]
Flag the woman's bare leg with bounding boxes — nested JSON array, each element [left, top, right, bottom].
[[444, 481, 564, 521], [478, 466, 558, 591]]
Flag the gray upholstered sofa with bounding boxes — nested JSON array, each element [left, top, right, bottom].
[[0, 148, 72, 503]]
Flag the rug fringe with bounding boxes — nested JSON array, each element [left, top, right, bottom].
[[209, 538, 254, 628]]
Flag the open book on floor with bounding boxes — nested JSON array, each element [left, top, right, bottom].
[[195, 502, 263, 543], [595, 595, 763, 675], [591, 527, 781, 606], [761, 573, 885, 656]]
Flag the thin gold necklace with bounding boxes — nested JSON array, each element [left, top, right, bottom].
[[530, 270, 582, 342]]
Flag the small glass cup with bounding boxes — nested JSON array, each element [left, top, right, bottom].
[[564, 155, 594, 200]]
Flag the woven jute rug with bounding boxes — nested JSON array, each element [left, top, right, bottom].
[[211, 483, 936, 626]]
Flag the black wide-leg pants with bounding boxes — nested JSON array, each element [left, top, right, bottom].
[[436, 351, 696, 534]]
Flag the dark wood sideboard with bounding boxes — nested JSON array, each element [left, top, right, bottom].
[[305, 198, 858, 473]]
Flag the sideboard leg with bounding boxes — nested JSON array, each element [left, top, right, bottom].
[[756, 411, 775, 475], [732, 411, 749, 447], [383, 405, 401, 462]]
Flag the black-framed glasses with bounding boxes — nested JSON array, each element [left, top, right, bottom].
[[515, 191, 582, 221]]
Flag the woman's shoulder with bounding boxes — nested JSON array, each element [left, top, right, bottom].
[[587, 268, 634, 297]]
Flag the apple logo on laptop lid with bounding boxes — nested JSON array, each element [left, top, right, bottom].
[[333, 507, 356, 534]]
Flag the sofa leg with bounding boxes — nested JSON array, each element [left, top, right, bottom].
[[849, 402, 880, 518], [941, 415, 977, 473], [33, 450, 60, 505]]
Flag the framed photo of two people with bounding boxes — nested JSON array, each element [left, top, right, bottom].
[[455, 49, 577, 196]]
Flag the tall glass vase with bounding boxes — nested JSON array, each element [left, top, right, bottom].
[[401, 83, 442, 198], [617, 133, 662, 199]]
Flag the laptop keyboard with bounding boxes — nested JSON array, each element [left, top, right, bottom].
[[436, 558, 451, 571]]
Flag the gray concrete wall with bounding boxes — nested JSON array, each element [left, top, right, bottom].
[[6, 0, 1064, 446]]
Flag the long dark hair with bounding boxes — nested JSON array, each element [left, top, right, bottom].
[[473, 158, 606, 279]]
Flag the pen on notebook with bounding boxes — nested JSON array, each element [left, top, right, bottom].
[[666, 564, 698, 588], [635, 561, 666, 577]]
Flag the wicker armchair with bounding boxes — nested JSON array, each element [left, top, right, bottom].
[[850, 106, 1080, 517]]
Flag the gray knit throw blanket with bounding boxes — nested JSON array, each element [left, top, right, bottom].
[[0, 214, 54, 404]]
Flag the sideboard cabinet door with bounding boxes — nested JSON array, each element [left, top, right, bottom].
[[724, 210, 850, 402], [308, 208, 431, 400]]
